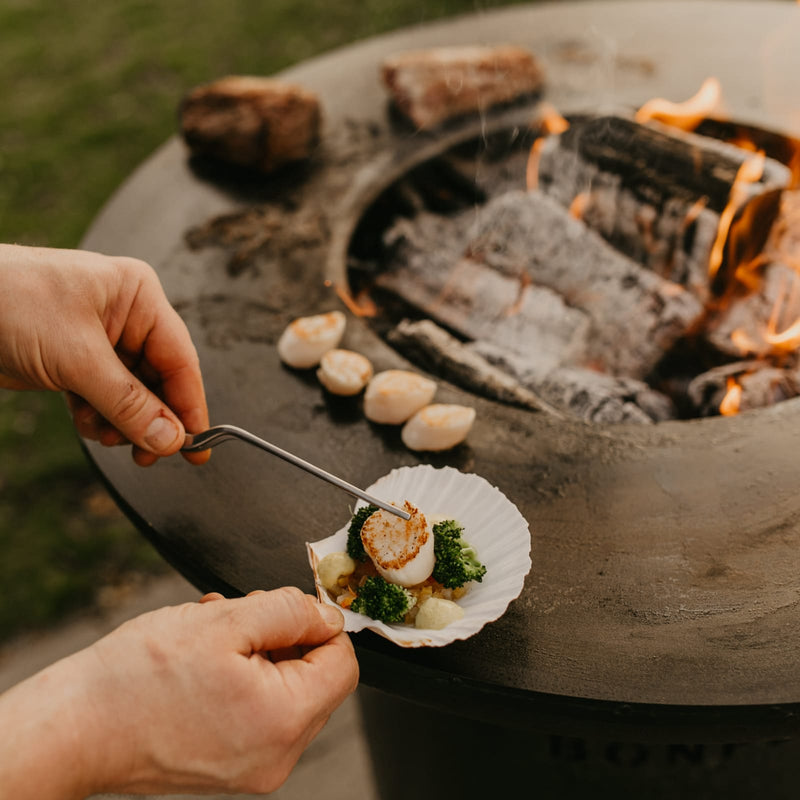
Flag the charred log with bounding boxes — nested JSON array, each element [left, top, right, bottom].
[[536, 115, 790, 302], [687, 359, 800, 416], [378, 220, 592, 373], [386, 318, 566, 418], [179, 76, 321, 174], [386, 317, 674, 424], [378, 190, 704, 379], [381, 45, 545, 130], [472, 341, 676, 424]]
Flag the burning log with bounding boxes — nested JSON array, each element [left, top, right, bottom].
[[706, 262, 800, 358], [536, 115, 791, 302], [179, 76, 321, 173], [707, 191, 800, 358], [381, 45, 545, 130], [378, 190, 704, 379], [687, 359, 800, 417]]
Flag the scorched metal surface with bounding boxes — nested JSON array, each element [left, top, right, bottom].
[[80, 0, 800, 743]]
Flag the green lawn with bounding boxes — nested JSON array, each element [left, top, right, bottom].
[[0, 0, 529, 641]]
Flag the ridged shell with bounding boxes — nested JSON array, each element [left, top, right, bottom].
[[307, 465, 531, 647]]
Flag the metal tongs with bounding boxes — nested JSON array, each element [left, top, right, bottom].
[[181, 424, 410, 520]]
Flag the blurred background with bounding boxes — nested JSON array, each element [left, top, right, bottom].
[[0, 0, 536, 642]]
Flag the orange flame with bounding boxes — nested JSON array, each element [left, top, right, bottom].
[[719, 376, 743, 416], [707, 151, 766, 281], [635, 77, 723, 132], [526, 103, 570, 191], [763, 271, 800, 353], [327, 281, 378, 317], [730, 328, 759, 355], [569, 191, 590, 220]]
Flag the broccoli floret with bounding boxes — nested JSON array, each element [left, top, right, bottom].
[[432, 519, 487, 589], [346, 504, 378, 562], [351, 576, 416, 623]]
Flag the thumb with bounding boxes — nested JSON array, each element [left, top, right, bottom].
[[231, 588, 344, 655], [68, 338, 185, 456]]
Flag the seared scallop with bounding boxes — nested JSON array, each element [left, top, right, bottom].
[[277, 311, 346, 368], [363, 370, 436, 424], [316, 349, 373, 396], [401, 404, 476, 451], [360, 501, 435, 588]]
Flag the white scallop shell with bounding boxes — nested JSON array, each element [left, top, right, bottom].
[[306, 465, 531, 647]]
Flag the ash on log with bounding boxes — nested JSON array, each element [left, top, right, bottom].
[[386, 318, 566, 418], [381, 45, 545, 130], [379, 190, 704, 379], [472, 341, 676, 424], [387, 318, 675, 424], [536, 115, 791, 302], [380, 214, 592, 373]]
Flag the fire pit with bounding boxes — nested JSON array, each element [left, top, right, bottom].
[[348, 111, 800, 424], [80, 1, 800, 796]]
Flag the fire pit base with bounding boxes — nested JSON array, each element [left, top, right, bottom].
[[79, 1, 800, 793], [360, 686, 800, 799]]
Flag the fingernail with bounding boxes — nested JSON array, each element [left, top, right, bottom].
[[318, 603, 344, 628], [144, 416, 180, 452]]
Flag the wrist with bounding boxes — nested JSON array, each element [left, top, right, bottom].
[[0, 649, 114, 799]]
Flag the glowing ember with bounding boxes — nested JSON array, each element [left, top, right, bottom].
[[719, 376, 743, 416], [730, 328, 759, 354], [635, 77, 723, 132]]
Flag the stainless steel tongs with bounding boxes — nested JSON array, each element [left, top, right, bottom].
[[181, 424, 410, 520]]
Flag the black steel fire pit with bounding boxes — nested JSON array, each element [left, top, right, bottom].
[[80, 1, 800, 796]]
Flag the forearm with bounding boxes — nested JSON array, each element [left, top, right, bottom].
[[0, 654, 102, 800]]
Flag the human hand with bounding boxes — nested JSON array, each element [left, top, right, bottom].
[[0, 243, 209, 465], [0, 587, 359, 798]]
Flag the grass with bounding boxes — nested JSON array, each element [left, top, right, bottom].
[[0, 0, 530, 642]]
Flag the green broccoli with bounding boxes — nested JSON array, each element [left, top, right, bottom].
[[346, 504, 378, 562], [351, 576, 416, 623], [432, 519, 487, 589]]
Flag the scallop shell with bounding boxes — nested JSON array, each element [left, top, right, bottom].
[[306, 465, 531, 647]]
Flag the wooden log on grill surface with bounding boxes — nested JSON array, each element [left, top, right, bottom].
[[179, 76, 321, 174], [381, 189, 703, 379], [381, 45, 545, 130], [537, 115, 791, 302]]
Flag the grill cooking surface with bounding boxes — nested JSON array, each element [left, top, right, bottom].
[[81, 1, 800, 739]]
